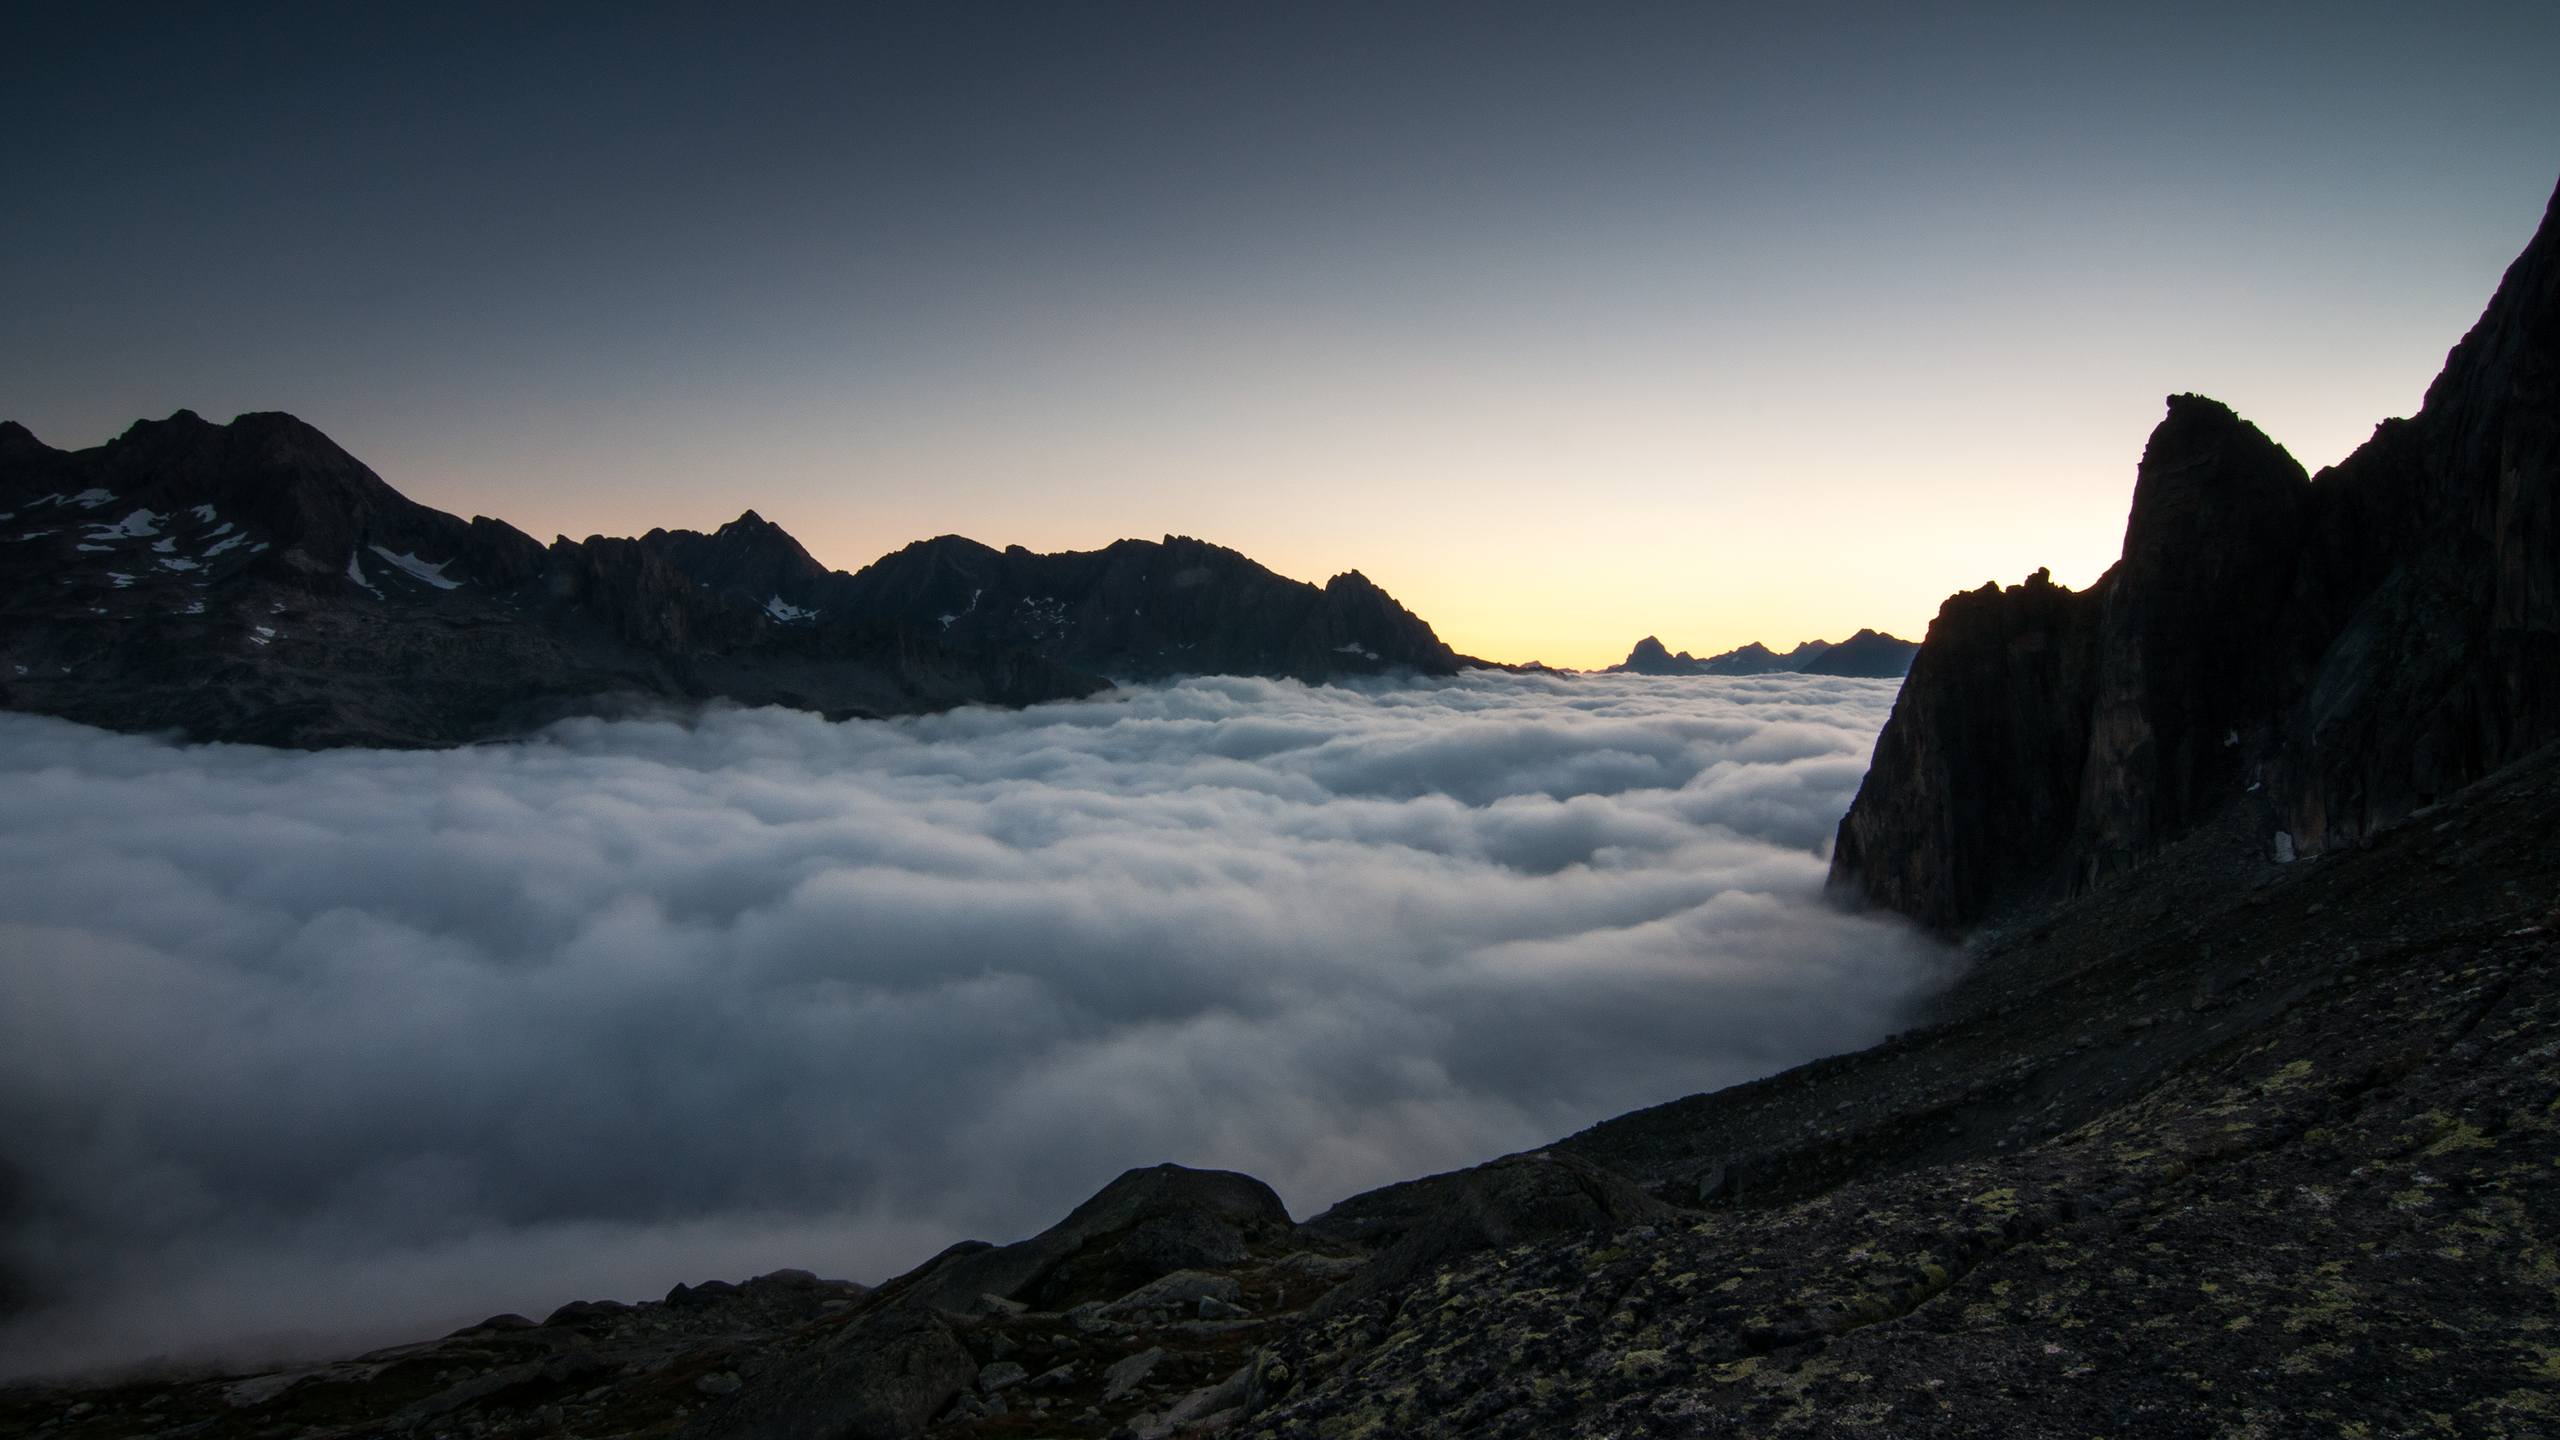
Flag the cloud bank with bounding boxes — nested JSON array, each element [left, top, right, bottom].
[[0, 672, 1947, 1377]]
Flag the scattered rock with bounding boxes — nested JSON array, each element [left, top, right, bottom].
[[1100, 1269, 1241, 1319], [1104, 1347, 1167, 1402], [975, 1360, 1027, 1393]]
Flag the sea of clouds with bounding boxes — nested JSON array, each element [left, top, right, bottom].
[[0, 671, 1948, 1377]]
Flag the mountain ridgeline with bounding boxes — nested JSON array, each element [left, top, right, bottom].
[[1611, 629, 1918, 678], [0, 415, 1464, 748], [1831, 176, 2560, 934]]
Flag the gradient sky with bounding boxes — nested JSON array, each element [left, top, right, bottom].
[[7, 3, 2557, 667]]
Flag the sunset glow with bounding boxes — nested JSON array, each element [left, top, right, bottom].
[[6, 4, 2555, 667]]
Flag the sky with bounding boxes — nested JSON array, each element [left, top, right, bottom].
[[0, 672, 1948, 1376], [5, 2, 2558, 667]]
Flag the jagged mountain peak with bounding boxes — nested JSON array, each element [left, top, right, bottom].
[[639, 507, 831, 612], [1619, 636, 1683, 673], [1835, 177, 2560, 931], [119, 406, 209, 437]]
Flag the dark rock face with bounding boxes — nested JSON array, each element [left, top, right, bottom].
[[1835, 177, 2560, 931], [0, 416, 1467, 748], [1831, 402, 2303, 930], [1830, 569, 2099, 930], [2072, 397, 2309, 882], [1606, 631, 1914, 677]]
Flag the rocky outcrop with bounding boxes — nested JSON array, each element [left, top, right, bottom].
[[888, 1165, 1297, 1317], [1829, 568, 2099, 930], [2070, 398, 2310, 883], [0, 417, 1470, 748], [1834, 176, 2560, 931]]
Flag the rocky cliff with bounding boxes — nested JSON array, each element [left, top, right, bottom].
[[1833, 176, 2560, 933], [0, 417, 1466, 748]]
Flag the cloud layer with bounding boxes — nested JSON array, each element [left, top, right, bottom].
[[0, 672, 1946, 1377]]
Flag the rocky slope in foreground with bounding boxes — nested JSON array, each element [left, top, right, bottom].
[[1831, 176, 2560, 933], [0, 417, 1464, 748]]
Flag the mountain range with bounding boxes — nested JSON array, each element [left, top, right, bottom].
[[6, 178, 2558, 1440], [1609, 630, 1919, 678], [0, 415, 1903, 751], [0, 414, 1465, 748]]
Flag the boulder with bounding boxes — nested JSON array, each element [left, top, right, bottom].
[[886, 1163, 1293, 1316]]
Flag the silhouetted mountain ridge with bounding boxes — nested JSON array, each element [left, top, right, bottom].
[[1608, 629, 1914, 677], [828, 533, 1464, 682], [0, 418, 1467, 747]]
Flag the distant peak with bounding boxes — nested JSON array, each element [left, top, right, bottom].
[[112, 409, 349, 457], [229, 410, 346, 445], [116, 409, 208, 443], [886, 533, 1003, 564], [725, 509, 769, 530], [2163, 392, 2239, 421]]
